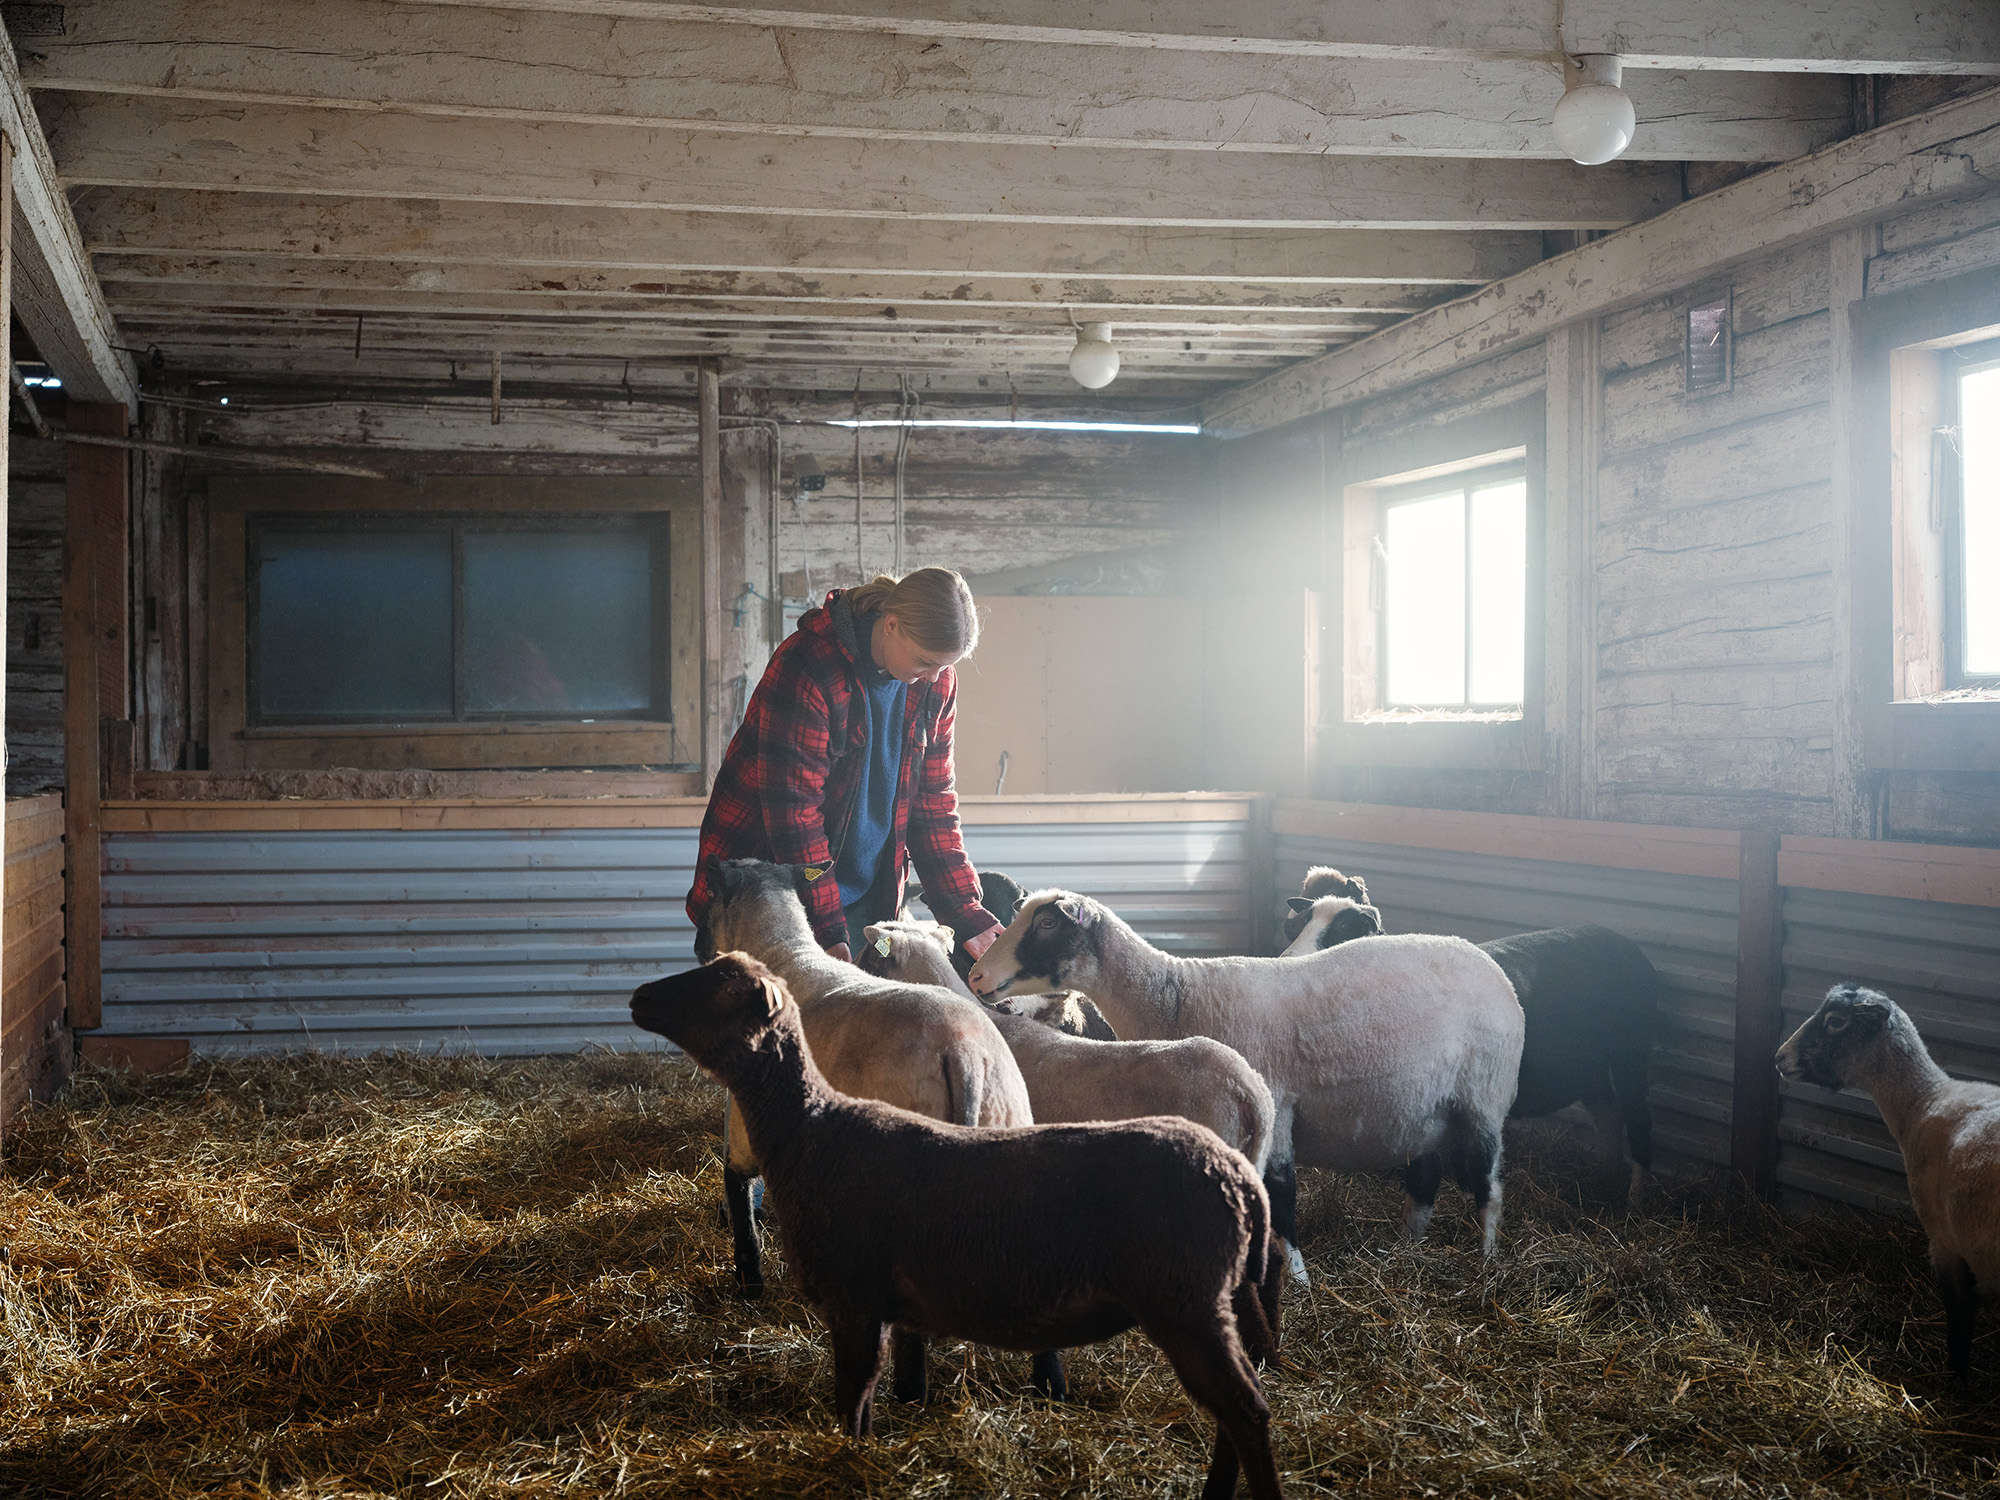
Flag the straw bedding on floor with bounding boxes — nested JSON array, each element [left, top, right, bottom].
[[2, 1050, 1995, 1498]]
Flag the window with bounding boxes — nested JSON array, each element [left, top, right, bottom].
[[1685, 290, 1732, 394], [1947, 340, 2000, 686], [248, 516, 670, 724], [1379, 467, 1528, 709]]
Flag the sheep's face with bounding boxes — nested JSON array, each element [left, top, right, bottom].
[[856, 920, 957, 989], [1776, 983, 1897, 1091], [968, 891, 1094, 998], [1279, 896, 1385, 956], [631, 952, 789, 1064]]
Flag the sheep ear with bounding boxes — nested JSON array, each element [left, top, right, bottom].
[[1054, 895, 1090, 925], [757, 974, 787, 1018], [1348, 876, 1369, 901], [1286, 897, 1315, 915], [874, 934, 894, 957]]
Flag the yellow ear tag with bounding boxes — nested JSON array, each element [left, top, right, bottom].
[[874, 934, 893, 957], [800, 865, 826, 880]]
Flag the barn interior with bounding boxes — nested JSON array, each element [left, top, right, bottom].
[[2, 3, 1999, 1495]]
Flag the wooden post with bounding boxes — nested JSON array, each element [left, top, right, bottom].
[[1245, 794, 1277, 957], [63, 399, 128, 1032], [1730, 827, 1785, 1200], [698, 362, 725, 787], [0, 131, 12, 1142]]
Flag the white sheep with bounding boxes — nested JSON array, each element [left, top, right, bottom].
[[1777, 982, 2000, 1382], [860, 918, 1275, 1172], [970, 890, 1525, 1280]]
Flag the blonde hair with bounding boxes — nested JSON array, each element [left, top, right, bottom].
[[845, 567, 980, 657]]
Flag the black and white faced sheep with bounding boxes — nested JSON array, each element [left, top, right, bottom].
[[970, 890, 1524, 1279], [631, 953, 1287, 1499], [1778, 984, 2000, 1383], [1279, 867, 1383, 950], [1281, 873, 1659, 1196]]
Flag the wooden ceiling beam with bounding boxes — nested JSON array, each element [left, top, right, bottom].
[[393, 0, 2000, 73], [78, 192, 1546, 285], [92, 253, 1453, 315], [1205, 82, 2000, 434], [0, 30, 134, 405], [42, 94, 1680, 229], [23, 0, 1850, 161]]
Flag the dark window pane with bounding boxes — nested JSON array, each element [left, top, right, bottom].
[[256, 530, 452, 717], [463, 531, 653, 714], [1687, 296, 1730, 390]]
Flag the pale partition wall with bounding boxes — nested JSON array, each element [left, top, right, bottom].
[[94, 794, 1252, 1058]]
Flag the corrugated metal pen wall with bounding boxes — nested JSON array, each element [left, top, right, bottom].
[[99, 816, 1247, 1056], [1775, 887, 2000, 1215], [1274, 834, 1741, 1172]]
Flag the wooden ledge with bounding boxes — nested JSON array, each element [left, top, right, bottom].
[[1778, 836, 2000, 909]]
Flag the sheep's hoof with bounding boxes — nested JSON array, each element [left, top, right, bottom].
[[734, 1271, 764, 1300], [1030, 1351, 1068, 1402]]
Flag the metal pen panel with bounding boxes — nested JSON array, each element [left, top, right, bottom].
[[1275, 833, 1741, 1172], [101, 816, 1247, 1057], [1776, 886, 2000, 1215]]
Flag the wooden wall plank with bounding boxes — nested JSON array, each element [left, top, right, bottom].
[[1778, 835, 2000, 908], [1, 793, 67, 1134]]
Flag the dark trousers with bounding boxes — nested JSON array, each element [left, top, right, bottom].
[[842, 855, 905, 956]]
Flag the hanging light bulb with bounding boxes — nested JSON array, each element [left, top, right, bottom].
[[1552, 54, 1636, 166], [1068, 322, 1120, 389]]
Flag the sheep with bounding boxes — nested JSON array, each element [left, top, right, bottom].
[[970, 890, 1524, 1279], [1777, 983, 2000, 1382], [699, 857, 1039, 1400], [630, 952, 1287, 1499], [860, 918, 1276, 1172], [1280, 878, 1659, 1196], [1279, 867, 1382, 950], [867, 907, 1119, 1038]]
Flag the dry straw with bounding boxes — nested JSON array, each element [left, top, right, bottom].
[[2, 1051, 1995, 1498]]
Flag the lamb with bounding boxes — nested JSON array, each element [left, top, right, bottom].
[[632, 953, 1286, 1498], [860, 918, 1276, 1172], [970, 891, 1524, 1279], [699, 857, 1038, 1399], [1777, 983, 2000, 1382], [1281, 874, 1659, 1195]]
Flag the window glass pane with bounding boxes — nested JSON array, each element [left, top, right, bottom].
[[1385, 492, 1466, 705], [255, 530, 452, 717], [463, 531, 654, 713], [1468, 480, 1527, 703], [1963, 365, 2000, 676]]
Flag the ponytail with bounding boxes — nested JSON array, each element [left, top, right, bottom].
[[844, 567, 981, 657]]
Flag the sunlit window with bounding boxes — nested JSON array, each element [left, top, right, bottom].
[[1381, 470, 1527, 708], [1958, 357, 2000, 681]]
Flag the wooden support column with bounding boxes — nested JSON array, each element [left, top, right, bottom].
[[698, 361, 725, 787], [62, 400, 128, 1032], [1730, 828, 1785, 1200], [0, 131, 12, 1139]]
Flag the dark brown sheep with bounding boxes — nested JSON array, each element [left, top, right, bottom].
[[632, 952, 1287, 1500]]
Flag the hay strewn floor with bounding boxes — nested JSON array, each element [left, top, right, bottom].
[[2, 1052, 1995, 1499]]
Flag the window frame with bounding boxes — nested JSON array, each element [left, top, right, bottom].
[[1375, 460, 1530, 713], [1943, 337, 2000, 691], [245, 511, 673, 728]]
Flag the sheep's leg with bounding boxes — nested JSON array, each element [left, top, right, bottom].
[[828, 1309, 890, 1438], [889, 1326, 929, 1404], [1934, 1257, 1979, 1383], [1609, 1045, 1656, 1195], [1262, 1106, 1306, 1285], [1447, 1116, 1505, 1257], [1401, 1153, 1443, 1240], [1142, 1315, 1282, 1500], [723, 1164, 765, 1298], [1030, 1349, 1068, 1400]]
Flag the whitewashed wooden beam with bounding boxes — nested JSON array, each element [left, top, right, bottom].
[[394, 0, 2000, 72], [0, 34, 134, 406], [22, 0, 1850, 160], [77, 192, 1545, 285], [1204, 83, 2000, 435], [97, 277, 1399, 333], [92, 253, 1451, 315], [41, 94, 1680, 229]]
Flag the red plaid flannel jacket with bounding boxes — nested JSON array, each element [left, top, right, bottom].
[[685, 591, 998, 952]]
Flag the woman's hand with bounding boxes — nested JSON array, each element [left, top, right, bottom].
[[962, 927, 999, 961], [826, 942, 852, 963]]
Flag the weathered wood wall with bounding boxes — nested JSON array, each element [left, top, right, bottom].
[[6, 436, 65, 796], [1223, 180, 2000, 844], [1, 794, 66, 1134]]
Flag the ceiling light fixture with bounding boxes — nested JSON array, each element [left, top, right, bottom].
[[1068, 321, 1121, 389], [1553, 54, 1636, 166]]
